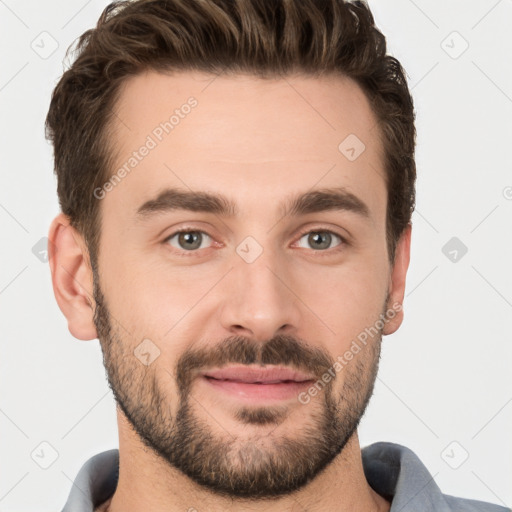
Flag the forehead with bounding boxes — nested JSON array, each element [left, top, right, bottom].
[[104, 70, 386, 222]]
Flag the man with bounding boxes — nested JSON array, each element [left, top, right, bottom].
[[46, 0, 508, 511]]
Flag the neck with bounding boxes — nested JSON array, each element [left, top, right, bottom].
[[104, 413, 390, 512]]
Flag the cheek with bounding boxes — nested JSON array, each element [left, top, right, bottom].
[[100, 250, 216, 344], [292, 256, 389, 343]]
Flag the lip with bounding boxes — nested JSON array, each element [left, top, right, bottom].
[[202, 365, 315, 384], [200, 365, 316, 402]]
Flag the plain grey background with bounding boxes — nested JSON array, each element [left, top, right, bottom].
[[1, 1, 511, 510]]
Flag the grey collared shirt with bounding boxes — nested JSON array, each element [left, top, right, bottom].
[[61, 442, 510, 511]]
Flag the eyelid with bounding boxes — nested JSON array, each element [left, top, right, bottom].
[[294, 225, 348, 244]]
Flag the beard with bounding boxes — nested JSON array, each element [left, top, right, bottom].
[[92, 274, 384, 499]]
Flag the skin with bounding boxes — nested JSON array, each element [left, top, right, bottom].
[[49, 70, 411, 512]]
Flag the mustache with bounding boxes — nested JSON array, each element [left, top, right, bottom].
[[175, 334, 334, 392]]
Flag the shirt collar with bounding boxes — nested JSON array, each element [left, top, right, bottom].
[[63, 442, 449, 511], [362, 442, 450, 511]]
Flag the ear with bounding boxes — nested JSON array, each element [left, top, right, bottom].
[[48, 213, 98, 340], [383, 223, 411, 336]]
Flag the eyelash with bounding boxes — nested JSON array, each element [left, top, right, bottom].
[[163, 226, 348, 258]]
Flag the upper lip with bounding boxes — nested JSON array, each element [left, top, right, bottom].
[[202, 365, 316, 384]]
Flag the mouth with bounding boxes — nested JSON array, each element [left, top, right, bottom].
[[200, 365, 316, 402]]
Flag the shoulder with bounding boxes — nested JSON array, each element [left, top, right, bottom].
[[443, 494, 510, 512], [361, 442, 510, 512], [61, 449, 119, 512]]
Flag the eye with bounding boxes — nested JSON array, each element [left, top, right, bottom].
[[164, 230, 213, 251], [296, 230, 344, 251], [162, 227, 346, 256]]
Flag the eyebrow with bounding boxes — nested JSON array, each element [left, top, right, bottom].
[[135, 186, 371, 221]]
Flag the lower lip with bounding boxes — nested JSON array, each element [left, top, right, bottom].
[[202, 376, 314, 401]]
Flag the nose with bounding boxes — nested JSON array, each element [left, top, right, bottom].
[[218, 245, 301, 343]]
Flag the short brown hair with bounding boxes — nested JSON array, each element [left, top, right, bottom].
[[46, 0, 416, 267]]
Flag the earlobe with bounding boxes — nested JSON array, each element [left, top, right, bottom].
[[48, 213, 98, 341], [383, 223, 412, 336]]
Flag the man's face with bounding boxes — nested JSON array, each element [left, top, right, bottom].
[[92, 70, 401, 497]]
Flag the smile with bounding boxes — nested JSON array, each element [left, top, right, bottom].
[[200, 365, 316, 402]]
